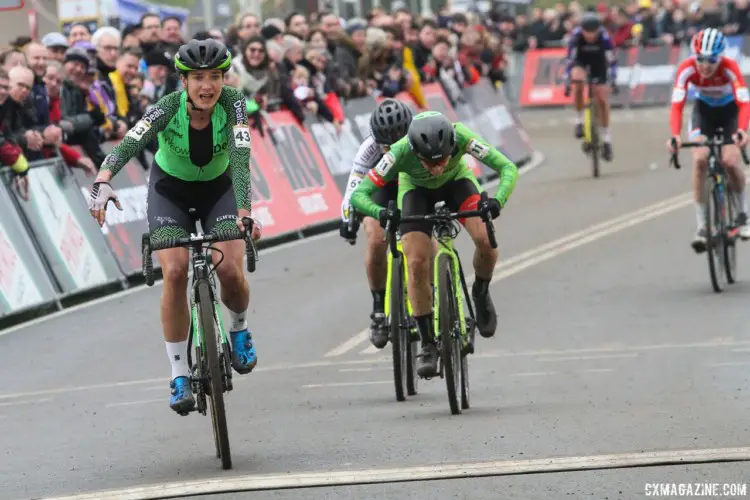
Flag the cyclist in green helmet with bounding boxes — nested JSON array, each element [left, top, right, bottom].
[[350, 111, 518, 378], [87, 39, 261, 415]]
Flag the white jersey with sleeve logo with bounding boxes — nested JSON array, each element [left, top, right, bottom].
[[341, 135, 384, 221]]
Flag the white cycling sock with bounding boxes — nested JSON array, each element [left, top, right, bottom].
[[575, 111, 583, 125], [739, 189, 749, 215], [695, 202, 706, 230], [229, 309, 248, 333], [601, 127, 611, 142], [166, 341, 189, 380]]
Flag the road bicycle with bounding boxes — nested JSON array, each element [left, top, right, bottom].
[[670, 131, 750, 293], [142, 216, 258, 469], [383, 192, 497, 415], [343, 208, 418, 402], [566, 73, 601, 178]]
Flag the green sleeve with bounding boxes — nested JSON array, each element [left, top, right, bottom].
[[221, 87, 252, 211], [456, 122, 518, 207], [350, 175, 384, 220], [100, 92, 180, 177], [350, 150, 401, 219]]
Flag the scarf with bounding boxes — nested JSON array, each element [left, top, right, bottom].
[[108, 70, 129, 117]]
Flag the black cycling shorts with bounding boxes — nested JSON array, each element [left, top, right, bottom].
[[572, 58, 608, 85], [400, 178, 481, 236], [147, 162, 237, 238], [689, 101, 738, 142]]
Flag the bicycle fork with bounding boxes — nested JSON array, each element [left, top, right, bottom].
[[385, 237, 417, 340], [432, 241, 470, 353]]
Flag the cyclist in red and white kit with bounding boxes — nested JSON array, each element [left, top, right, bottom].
[[668, 27, 750, 252]]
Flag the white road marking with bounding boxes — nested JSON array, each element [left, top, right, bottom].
[[338, 367, 390, 372], [0, 230, 339, 339], [536, 353, 639, 362], [302, 381, 391, 389], [42, 446, 750, 499], [1, 338, 746, 401], [731, 347, 750, 352], [705, 361, 750, 367], [322, 151, 546, 358], [360, 344, 380, 355], [105, 398, 163, 408], [328, 188, 692, 358], [0, 397, 53, 407], [581, 368, 614, 373], [510, 371, 555, 377], [324, 329, 369, 357]]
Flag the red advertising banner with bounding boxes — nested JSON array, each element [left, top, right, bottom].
[[255, 110, 342, 233], [520, 48, 569, 107]]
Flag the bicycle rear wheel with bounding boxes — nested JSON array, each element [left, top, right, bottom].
[[390, 254, 407, 402], [590, 103, 600, 178], [706, 179, 727, 293], [197, 281, 232, 469], [725, 187, 738, 284], [437, 254, 462, 415]]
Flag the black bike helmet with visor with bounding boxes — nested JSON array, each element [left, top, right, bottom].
[[580, 12, 602, 33], [407, 111, 456, 164], [370, 99, 413, 145]]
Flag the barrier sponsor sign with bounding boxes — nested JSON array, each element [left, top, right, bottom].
[[71, 143, 152, 276], [13, 161, 123, 294], [628, 44, 680, 107], [309, 96, 377, 195], [264, 110, 342, 227], [519, 47, 569, 107], [0, 179, 57, 317]]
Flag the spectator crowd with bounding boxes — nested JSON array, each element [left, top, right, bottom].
[[2, 0, 749, 198]]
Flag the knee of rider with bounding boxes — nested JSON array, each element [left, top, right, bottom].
[[406, 247, 430, 278], [216, 261, 243, 285], [163, 260, 189, 285]]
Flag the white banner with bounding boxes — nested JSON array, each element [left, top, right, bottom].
[[0, 222, 43, 310]]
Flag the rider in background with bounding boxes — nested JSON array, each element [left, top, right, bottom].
[[564, 12, 617, 162], [668, 28, 750, 251], [340, 99, 413, 349]]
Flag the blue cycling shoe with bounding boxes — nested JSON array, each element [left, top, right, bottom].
[[230, 329, 257, 374], [169, 376, 195, 415]]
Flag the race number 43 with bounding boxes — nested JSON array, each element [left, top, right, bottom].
[[127, 120, 151, 141], [233, 125, 252, 149]]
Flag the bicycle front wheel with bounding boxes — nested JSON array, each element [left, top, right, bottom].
[[706, 180, 727, 293], [390, 254, 407, 402], [437, 254, 462, 415], [197, 281, 232, 469]]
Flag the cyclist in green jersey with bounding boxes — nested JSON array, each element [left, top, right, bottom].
[[350, 111, 518, 377], [87, 39, 261, 415]]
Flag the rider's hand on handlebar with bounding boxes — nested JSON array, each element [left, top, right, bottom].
[[734, 130, 748, 148], [378, 207, 400, 230], [480, 198, 502, 220], [238, 210, 262, 240], [667, 136, 681, 154]]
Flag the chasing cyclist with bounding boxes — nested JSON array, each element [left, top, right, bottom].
[[87, 39, 261, 414], [564, 12, 618, 162], [340, 99, 413, 349], [667, 28, 750, 251], [349, 111, 518, 378]]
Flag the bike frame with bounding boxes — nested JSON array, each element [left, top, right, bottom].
[[384, 236, 413, 319], [432, 234, 468, 346], [188, 240, 230, 376]]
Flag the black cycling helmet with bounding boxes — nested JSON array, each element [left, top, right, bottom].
[[175, 39, 232, 73], [407, 111, 456, 162], [580, 12, 602, 33], [370, 99, 413, 145]]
